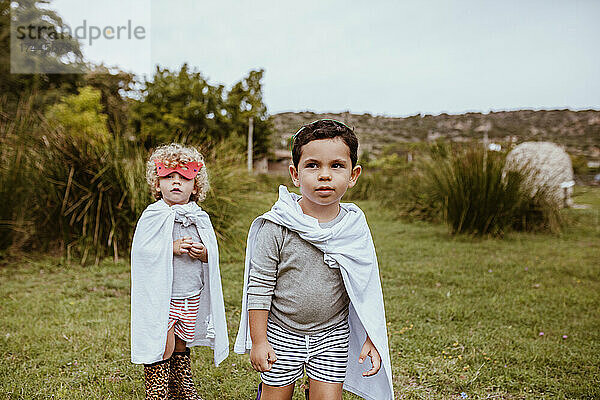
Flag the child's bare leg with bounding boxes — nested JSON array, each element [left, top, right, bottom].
[[307, 379, 343, 400], [260, 382, 295, 400], [163, 325, 175, 359], [174, 335, 187, 352]]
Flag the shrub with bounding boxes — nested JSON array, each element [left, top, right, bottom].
[[1, 99, 265, 263], [418, 145, 563, 235], [45, 86, 111, 146], [26, 125, 150, 264], [0, 97, 38, 250], [353, 142, 564, 235]]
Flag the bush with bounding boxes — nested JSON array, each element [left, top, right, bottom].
[[353, 143, 564, 236], [0, 98, 38, 250], [22, 124, 149, 264], [417, 145, 563, 235], [0, 99, 266, 263], [45, 86, 111, 146]]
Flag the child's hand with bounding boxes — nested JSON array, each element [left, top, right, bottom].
[[188, 242, 208, 262], [359, 335, 381, 376], [173, 237, 193, 256], [250, 340, 277, 372]]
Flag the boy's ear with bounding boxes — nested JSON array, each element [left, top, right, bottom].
[[289, 164, 300, 187], [348, 165, 362, 189]]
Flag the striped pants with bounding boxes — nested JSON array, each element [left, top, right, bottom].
[[168, 294, 200, 342], [261, 318, 350, 387]]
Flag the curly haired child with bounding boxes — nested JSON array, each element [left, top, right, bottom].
[[131, 143, 228, 399]]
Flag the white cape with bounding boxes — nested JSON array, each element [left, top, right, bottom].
[[234, 186, 394, 400], [130, 199, 229, 366]]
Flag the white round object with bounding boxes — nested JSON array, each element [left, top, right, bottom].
[[505, 142, 575, 207]]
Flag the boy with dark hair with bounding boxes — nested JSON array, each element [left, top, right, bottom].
[[235, 120, 394, 399], [291, 119, 359, 168]]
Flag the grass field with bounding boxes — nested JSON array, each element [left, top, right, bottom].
[[1, 187, 598, 399]]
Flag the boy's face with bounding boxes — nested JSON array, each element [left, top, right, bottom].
[[289, 137, 361, 210], [156, 172, 196, 206]]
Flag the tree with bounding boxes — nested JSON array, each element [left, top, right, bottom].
[[130, 64, 271, 156], [45, 86, 110, 146], [226, 69, 272, 157], [131, 64, 227, 147], [85, 65, 136, 135], [1, 0, 84, 112]]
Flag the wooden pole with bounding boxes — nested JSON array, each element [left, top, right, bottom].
[[247, 117, 254, 172], [483, 131, 488, 172]]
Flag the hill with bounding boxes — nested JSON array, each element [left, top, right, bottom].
[[270, 110, 600, 161]]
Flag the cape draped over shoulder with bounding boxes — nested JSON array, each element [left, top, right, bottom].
[[130, 199, 228, 366], [234, 186, 394, 400]]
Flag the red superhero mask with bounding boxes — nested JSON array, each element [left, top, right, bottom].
[[154, 160, 203, 179]]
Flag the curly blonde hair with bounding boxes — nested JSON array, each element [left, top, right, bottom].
[[146, 143, 209, 203]]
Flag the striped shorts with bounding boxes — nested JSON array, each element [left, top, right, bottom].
[[168, 294, 200, 342], [261, 318, 350, 387]]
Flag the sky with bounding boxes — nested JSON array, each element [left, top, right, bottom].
[[49, 0, 600, 117]]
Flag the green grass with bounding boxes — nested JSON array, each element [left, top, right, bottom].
[[573, 185, 600, 209], [1, 187, 599, 399]]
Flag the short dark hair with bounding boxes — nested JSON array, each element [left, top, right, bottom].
[[291, 119, 359, 168]]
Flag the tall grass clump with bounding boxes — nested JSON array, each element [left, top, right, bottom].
[[0, 97, 39, 250], [418, 145, 563, 236], [37, 134, 264, 263], [1, 98, 266, 263], [1, 94, 152, 262], [24, 119, 150, 264]]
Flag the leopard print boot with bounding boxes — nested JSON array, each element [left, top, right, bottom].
[[168, 358, 182, 400], [144, 358, 170, 399], [171, 349, 203, 400]]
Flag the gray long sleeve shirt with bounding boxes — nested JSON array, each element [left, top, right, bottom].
[[247, 209, 349, 335]]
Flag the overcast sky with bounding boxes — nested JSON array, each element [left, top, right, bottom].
[[50, 0, 600, 116]]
